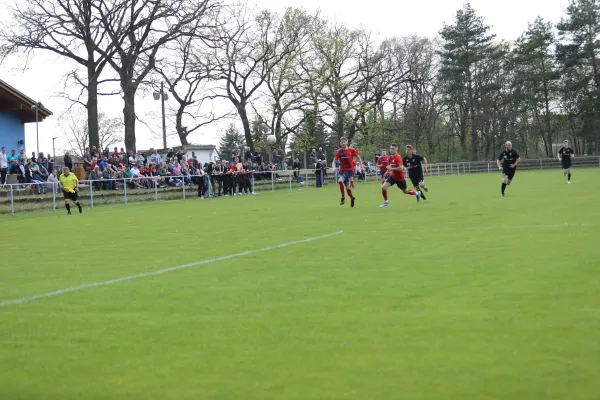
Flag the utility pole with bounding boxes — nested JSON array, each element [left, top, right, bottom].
[[154, 83, 168, 149], [31, 103, 40, 155]]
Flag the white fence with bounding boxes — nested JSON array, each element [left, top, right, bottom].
[[1, 156, 599, 216]]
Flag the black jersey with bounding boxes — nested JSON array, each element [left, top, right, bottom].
[[498, 150, 520, 169], [558, 147, 574, 161], [402, 154, 425, 177]]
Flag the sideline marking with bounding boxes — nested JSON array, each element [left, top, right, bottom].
[[0, 230, 343, 307], [344, 223, 590, 234]]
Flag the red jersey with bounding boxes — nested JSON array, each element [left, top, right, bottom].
[[334, 147, 359, 172], [389, 154, 405, 181], [377, 155, 390, 173]]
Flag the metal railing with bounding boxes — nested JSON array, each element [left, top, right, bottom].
[[1, 156, 598, 216]]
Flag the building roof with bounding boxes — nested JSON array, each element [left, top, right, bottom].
[[0, 79, 53, 123]]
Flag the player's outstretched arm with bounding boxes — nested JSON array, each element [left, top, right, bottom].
[[496, 156, 502, 170], [513, 157, 521, 167], [422, 157, 428, 173], [558, 152, 562, 161]]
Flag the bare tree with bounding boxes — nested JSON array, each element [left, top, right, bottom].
[[211, 5, 291, 153], [262, 8, 318, 148], [91, 0, 219, 151], [0, 0, 117, 151], [61, 109, 123, 157], [155, 34, 233, 146]]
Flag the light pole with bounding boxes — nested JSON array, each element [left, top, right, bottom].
[[31, 102, 41, 155], [52, 137, 58, 161], [153, 83, 168, 149]]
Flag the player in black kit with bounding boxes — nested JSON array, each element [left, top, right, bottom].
[[496, 141, 520, 198], [558, 139, 574, 184], [403, 145, 428, 200]]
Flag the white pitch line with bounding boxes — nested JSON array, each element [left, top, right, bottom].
[[344, 223, 590, 234], [0, 230, 343, 307]]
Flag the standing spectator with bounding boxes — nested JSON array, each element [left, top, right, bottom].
[[310, 148, 317, 164], [31, 151, 37, 163], [317, 147, 326, 163], [47, 154, 54, 173], [0, 147, 7, 185], [7, 149, 18, 166], [232, 147, 240, 161], [83, 147, 92, 175], [63, 151, 73, 171], [18, 148, 27, 163], [39, 152, 48, 170], [245, 147, 253, 165], [315, 159, 324, 188], [150, 149, 161, 165]]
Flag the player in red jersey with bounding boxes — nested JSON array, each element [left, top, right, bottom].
[[376, 150, 390, 182], [333, 137, 363, 207], [380, 143, 421, 208]]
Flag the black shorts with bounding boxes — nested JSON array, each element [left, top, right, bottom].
[[503, 168, 516, 180], [562, 160, 572, 170], [409, 174, 424, 188], [385, 176, 407, 190], [63, 190, 78, 201]]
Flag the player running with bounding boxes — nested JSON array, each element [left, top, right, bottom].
[[380, 143, 421, 208], [558, 139, 574, 184], [58, 166, 83, 215], [376, 150, 390, 182], [403, 145, 428, 200], [333, 137, 363, 207], [497, 141, 520, 198]]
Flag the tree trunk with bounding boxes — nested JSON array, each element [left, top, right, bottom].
[[467, 71, 478, 161], [237, 102, 255, 153], [122, 85, 137, 152], [176, 108, 189, 145], [87, 63, 100, 151]]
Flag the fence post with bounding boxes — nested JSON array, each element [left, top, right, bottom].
[[305, 169, 309, 188], [124, 179, 128, 204], [271, 171, 275, 192], [52, 183, 56, 211], [89, 181, 94, 208], [487, 161, 491, 173], [182, 176, 186, 200], [540, 159, 543, 170], [9, 184, 14, 216], [154, 180, 158, 202]]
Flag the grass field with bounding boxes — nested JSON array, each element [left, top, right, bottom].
[[1, 169, 599, 400]]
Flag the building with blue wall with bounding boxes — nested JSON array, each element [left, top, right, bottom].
[[0, 79, 52, 152]]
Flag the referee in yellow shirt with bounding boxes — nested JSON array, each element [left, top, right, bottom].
[[58, 166, 83, 214]]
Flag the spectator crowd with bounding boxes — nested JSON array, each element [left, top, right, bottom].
[[0, 144, 377, 198]]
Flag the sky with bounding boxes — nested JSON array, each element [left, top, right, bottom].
[[0, 0, 569, 156]]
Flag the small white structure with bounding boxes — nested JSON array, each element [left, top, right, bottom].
[[156, 144, 218, 165]]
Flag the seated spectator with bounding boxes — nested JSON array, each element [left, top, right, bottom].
[[293, 158, 304, 184], [9, 160, 24, 183], [46, 169, 59, 193], [25, 161, 44, 194], [102, 166, 116, 190], [89, 165, 103, 190]]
